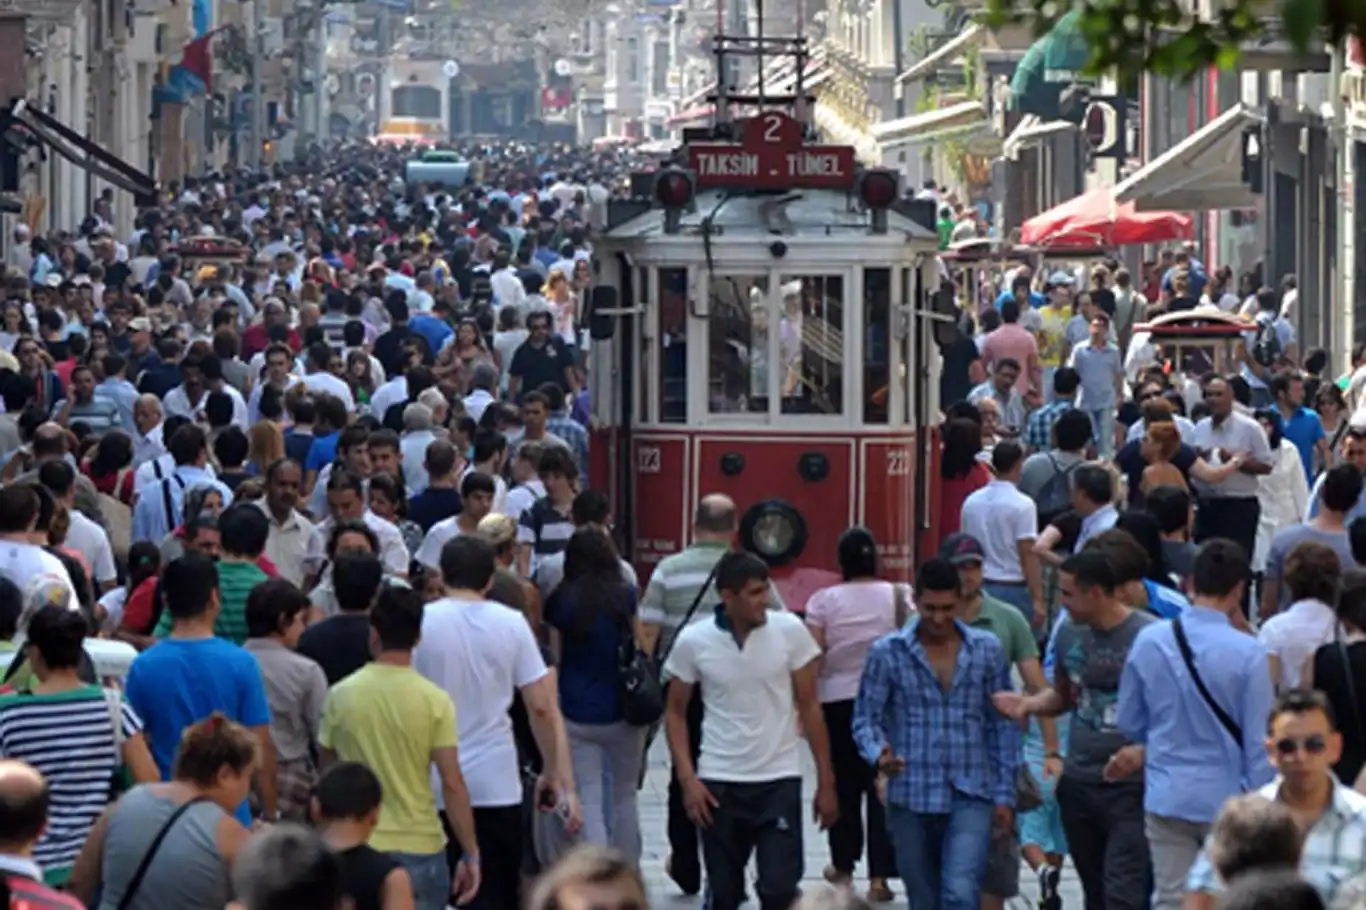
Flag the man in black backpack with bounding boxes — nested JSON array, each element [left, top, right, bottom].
[[1020, 408, 1092, 530]]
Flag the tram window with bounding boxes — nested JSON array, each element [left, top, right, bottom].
[[864, 268, 891, 424], [658, 267, 688, 423], [391, 85, 442, 120], [778, 275, 845, 416], [707, 274, 770, 414]]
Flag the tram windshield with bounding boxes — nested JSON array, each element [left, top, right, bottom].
[[706, 274, 847, 416]]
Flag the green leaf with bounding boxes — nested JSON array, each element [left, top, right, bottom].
[[1282, 0, 1326, 48]]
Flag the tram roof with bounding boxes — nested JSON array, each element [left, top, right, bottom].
[[601, 189, 936, 243]]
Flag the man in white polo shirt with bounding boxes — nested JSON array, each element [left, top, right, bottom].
[[960, 440, 1044, 631], [663, 551, 837, 910]]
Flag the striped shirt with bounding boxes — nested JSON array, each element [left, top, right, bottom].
[[67, 394, 123, 435], [517, 497, 575, 574], [154, 559, 266, 644], [0, 686, 142, 883], [639, 541, 788, 655]]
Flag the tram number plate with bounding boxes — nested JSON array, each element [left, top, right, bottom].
[[886, 448, 910, 477], [637, 446, 662, 475]]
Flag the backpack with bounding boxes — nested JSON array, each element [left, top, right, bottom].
[[1035, 454, 1081, 530], [1251, 314, 1282, 368]]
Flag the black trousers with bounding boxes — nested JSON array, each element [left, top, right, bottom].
[[1194, 496, 1259, 612], [442, 804, 523, 910], [666, 680, 706, 891], [1055, 776, 1149, 910], [822, 699, 895, 878], [701, 777, 804, 910]]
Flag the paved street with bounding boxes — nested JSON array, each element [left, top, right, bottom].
[[635, 738, 1086, 909]]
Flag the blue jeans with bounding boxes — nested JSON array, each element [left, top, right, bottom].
[[1087, 407, 1116, 458], [391, 850, 450, 910], [886, 794, 995, 910], [982, 582, 1035, 629]]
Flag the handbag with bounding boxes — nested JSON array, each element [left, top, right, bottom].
[[1172, 618, 1242, 743], [617, 615, 664, 727]]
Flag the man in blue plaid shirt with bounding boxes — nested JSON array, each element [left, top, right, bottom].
[[852, 557, 1020, 910], [1025, 367, 1081, 451]]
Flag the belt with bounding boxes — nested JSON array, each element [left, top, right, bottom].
[[984, 579, 1026, 586]]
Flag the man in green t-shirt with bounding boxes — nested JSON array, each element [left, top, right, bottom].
[[940, 532, 1060, 910]]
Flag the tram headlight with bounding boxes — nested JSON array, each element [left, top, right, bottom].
[[739, 499, 808, 567], [858, 168, 900, 210], [654, 168, 695, 210]]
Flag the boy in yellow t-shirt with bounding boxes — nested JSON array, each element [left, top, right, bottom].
[[319, 587, 480, 910]]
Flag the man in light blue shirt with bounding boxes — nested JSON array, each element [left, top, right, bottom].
[[1072, 462, 1119, 553], [1117, 539, 1275, 910], [96, 352, 140, 434], [131, 424, 235, 544], [1066, 311, 1124, 458], [1306, 426, 1366, 524]]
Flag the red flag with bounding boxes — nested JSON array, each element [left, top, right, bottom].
[[179, 26, 227, 93]]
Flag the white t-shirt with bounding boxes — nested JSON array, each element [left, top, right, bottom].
[[0, 540, 74, 600], [415, 518, 465, 571], [663, 610, 820, 782], [504, 481, 545, 526], [299, 372, 357, 412], [413, 597, 549, 807], [65, 511, 117, 585], [959, 480, 1038, 584]]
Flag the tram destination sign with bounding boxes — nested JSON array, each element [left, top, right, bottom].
[[687, 110, 857, 191]]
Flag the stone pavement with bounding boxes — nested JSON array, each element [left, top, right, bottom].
[[635, 737, 1086, 909]]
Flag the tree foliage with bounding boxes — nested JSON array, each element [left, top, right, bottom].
[[982, 0, 1366, 82]]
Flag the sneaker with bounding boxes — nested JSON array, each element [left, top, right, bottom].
[[1037, 864, 1062, 910]]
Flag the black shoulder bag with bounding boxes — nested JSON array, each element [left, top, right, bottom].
[[618, 611, 664, 727], [115, 796, 210, 910], [1172, 618, 1242, 743], [1335, 627, 1366, 742]]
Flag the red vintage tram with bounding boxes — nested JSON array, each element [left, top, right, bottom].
[[585, 33, 946, 610]]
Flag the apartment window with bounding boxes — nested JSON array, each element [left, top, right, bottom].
[[627, 36, 640, 83], [652, 40, 669, 95]]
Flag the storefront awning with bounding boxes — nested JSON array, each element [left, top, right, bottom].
[[812, 104, 879, 164], [10, 100, 157, 205], [1112, 103, 1261, 212], [896, 24, 984, 84], [1002, 114, 1076, 159], [1007, 10, 1090, 120], [869, 101, 987, 151], [666, 104, 714, 128]]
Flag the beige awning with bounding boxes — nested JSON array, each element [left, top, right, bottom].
[[1112, 103, 1261, 212], [869, 101, 987, 150], [895, 24, 984, 84]]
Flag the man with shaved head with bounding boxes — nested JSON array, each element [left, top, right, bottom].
[[638, 493, 787, 896], [0, 760, 84, 908], [131, 393, 165, 468]]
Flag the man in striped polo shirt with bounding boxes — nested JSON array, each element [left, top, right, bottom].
[[639, 494, 787, 896], [516, 447, 578, 578]]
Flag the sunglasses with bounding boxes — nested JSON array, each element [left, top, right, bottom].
[[1275, 735, 1327, 756]]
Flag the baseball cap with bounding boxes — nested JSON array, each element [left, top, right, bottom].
[[128, 317, 152, 333], [938, 533, 985, 565], [1047, 271, 1075, 287]]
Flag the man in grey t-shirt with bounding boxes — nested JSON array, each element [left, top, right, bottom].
[[994, 549, 1156, 910], [1260, 463, 1362, 617]]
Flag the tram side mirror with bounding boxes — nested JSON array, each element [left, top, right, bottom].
[[588, 285, 618, 341], [930, 281, 960, 350]]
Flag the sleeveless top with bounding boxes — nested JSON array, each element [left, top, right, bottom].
[[338, 844, 399, 910], [97, 787, 231, 910]]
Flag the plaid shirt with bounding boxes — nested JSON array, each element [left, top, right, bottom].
[[1187, 778, 1366, 902], [546, 411, 590, 486], [852, 618, 1020, 813], [1025, 399, 1070, 451]]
